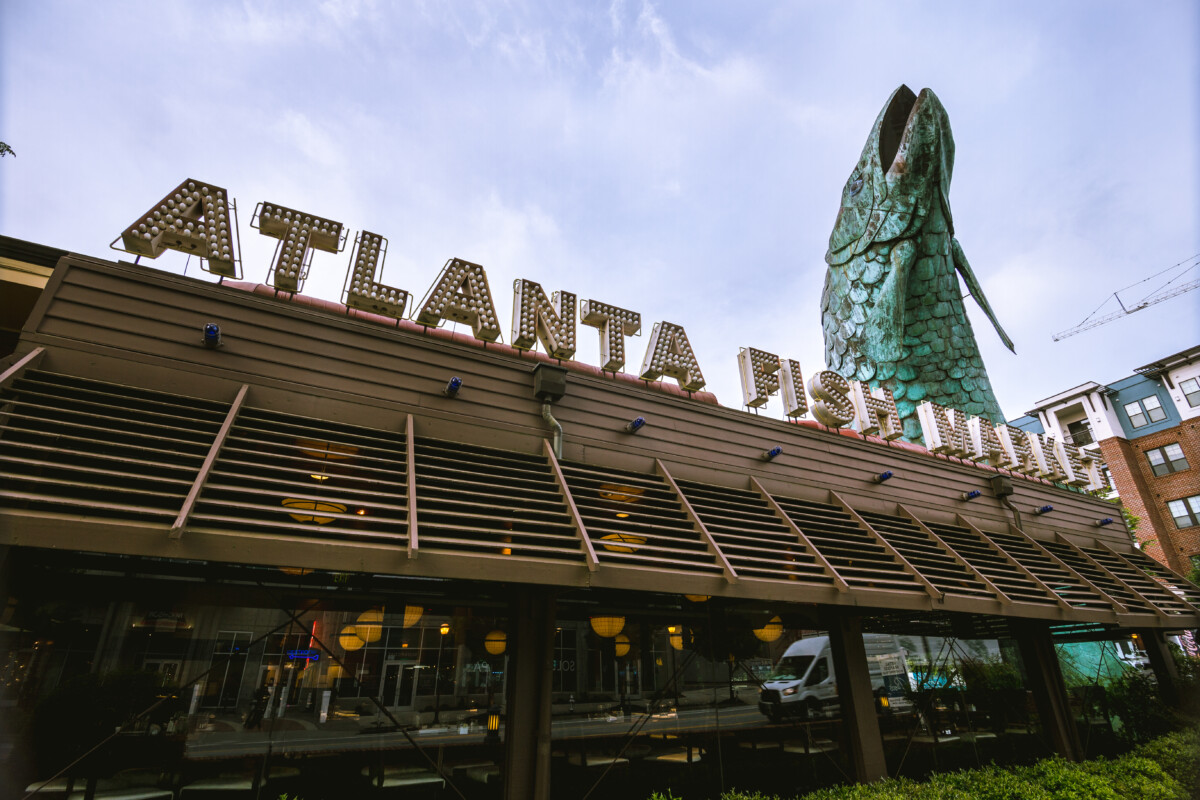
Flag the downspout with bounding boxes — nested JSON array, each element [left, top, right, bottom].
[[542, 402, 562, 460], [999, 494, 1024, 531]]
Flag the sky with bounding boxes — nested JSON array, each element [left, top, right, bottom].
[[1, 0, 1197, 421]]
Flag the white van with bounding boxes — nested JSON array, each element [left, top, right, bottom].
[[758, 634, 911, 722]]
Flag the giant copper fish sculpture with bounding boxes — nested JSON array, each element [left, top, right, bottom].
[[821, 85, 1014, 442]]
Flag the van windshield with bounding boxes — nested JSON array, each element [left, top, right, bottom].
[[767, 655, 814, 681]]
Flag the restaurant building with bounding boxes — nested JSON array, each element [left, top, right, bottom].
[[1, 232, 1197, 800]]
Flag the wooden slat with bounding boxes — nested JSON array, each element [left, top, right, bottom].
[[1054, 534, 1165, 617], [1097, 543, 1200, 613], [1004, 523, 1126, 614], [956, 515, 1071, 611], [832, 490, 940, 600], [900, 504, 1012, 604], [406, 414, 418, 558], [751, 477, 848, 591], [0, 347, 45, 390], [544, 439, 599, 572], [170, 384, 249, 538], [656, 459, 737, 584]]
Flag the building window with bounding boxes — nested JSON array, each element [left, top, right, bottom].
[[1167, 495, 1200, 529], [1181, 377, 1200, 408], [1124, 395, 1167, 428], [1146, 443, 1189, 476]]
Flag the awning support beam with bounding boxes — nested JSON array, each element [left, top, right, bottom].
[[170, 384, 249, 539]]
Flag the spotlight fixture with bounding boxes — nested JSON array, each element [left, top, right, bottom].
[[202, 323, 222, 348], [444, 376, 462, 398], [1096, 517, 1114, 527], [625, 416, 646, 434], [873, 471, 894, 483], [961, 490, 982, 501], [1034, 505, 1053, 515], [761, 446, 783, 461]]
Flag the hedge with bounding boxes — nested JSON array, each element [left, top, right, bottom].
[[649, 727, 1200, 800]]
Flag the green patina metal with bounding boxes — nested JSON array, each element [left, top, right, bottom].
[[822, 85, 1014, 442]]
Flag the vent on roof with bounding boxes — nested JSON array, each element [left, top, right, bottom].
[[190, 407, 409, 544], [558, 462, 723, 575], [923, 521, 1059, 606], [0, 371, 223, 521], [855, 510, 995, 600], [673, 479, 835, 586], [770, 497, 922, 592], [1083, 546, 1198, 616], [414, 437, 583, 562]]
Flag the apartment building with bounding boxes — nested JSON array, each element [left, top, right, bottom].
[[1013, 346, 1200, 577]]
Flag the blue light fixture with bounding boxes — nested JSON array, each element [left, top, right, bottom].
[[761, 446, 782, 461], [873, 470, 894, 483], [202, 323, 222, 348], [625, 416, 646, 434], [961, 490, 982, 501], [1096, 517, 1114, 527], [1034, 505, 1053, 515], [444, 376, 462, 398]]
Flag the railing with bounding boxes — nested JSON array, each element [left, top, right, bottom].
[[1063, 428, 1095, 447]]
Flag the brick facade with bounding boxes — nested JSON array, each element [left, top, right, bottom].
[[1098, 416, 1200, 574]]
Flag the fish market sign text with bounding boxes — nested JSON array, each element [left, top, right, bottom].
[[118, 178, 1106, 490]]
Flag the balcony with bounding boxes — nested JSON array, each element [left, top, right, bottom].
[[1063, 427, 1095, 447]]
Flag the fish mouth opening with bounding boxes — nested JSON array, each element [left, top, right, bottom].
[[879, 85, 918, 169]]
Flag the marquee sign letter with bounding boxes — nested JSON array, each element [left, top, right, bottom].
[[996, 424, 1037, 474], [808, 370, 855, 428], [580, 300, 641, 372], [738, 347, 781, 408], [968, 417, 1007, 466], [639, 322, 706, 391], [120, 179, 238, 278], [1078, 449, 1107, 491], [779, 359, 808, 418], [1056, 440, 1091, 487], [511, 279, 577, 359], [1027, 432, 1067, 482], [345, 232, 408, 319], [415, 258, 501, 342], [917, 402, 971, 457], [851, 382, 902, 440], [254, 202, 344, 293]]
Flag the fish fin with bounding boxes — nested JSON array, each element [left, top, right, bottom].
[[864, 239, 916, 363], [951, 238, 1015, 353]]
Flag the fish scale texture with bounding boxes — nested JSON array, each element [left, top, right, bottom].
[[822, 86, 1010, 443]]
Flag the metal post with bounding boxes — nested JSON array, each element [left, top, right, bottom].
[[1138, 630, 1180, 707], [503, 587, 556, 800], [1013, 621, 1082, 761], [826, 611, 887, 782], [433, 625, 447, 724]]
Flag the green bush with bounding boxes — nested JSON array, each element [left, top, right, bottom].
[[669, 727, 1199, 800], [1131, 727, 1200, 797]]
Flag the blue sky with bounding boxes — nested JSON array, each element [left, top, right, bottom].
[[1, 1, 1197, 419]]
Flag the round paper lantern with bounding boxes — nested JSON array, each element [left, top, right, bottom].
[[402, 604, 423, 628], [339, 625, 365, 652], [484, 630, 507, 655], [614, 633, 630, 658], [590, 615, 625, 638], [600, 533, 645, 553], [753, 616, 784, 643], [667, 625, 690, 651], [356, 608, 384, 643]]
